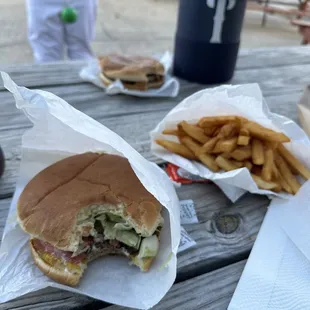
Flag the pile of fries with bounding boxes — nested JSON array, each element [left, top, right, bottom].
[[156, 116, 310, 194]]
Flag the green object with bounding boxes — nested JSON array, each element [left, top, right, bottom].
[[114, 223, 132, 230], [116, 230, 141, 249], [106, 213, 124, 223], [138, 235, 159, 258], [60, 7, 78, 23], [103, 220, 141, 249]]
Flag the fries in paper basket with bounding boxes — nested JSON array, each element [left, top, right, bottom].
[[156, 116, 310, 195]]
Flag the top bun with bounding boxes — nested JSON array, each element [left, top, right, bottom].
[[17, 153, 163, 252], [99, 54, 165, 82]]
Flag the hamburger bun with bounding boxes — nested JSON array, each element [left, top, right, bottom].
[[98, 54, 165, 91], [18, 153, 163, 252], [30, 239, 84, 286], [18, 153, 163, 285]]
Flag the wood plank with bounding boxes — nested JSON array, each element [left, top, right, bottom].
[[237, 46, 310, 70], [105, 260, 246, 310], [0, 46, 309, 91], [0, 287, 107, 310], [0, 61, 85, 91]]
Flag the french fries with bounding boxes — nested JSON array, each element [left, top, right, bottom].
[[231, 145, 252, 161], [277, 144, 310, 180], [212, 137, 238, 154], [179, 121, 210, 144], [252, 139, 264, 165], [215, 156, 240, 171], [199, 153, 220, 172], [180, 136, 201, 156], [243, 121, 290, 143], [201, 136, 220, 153], [251, 174, 278, 190], [275, 154, 301, 194], [155, 140, 196, 160], [261, 147, 274, 181], [156, 115, 308, 195], [162, 129, 180, 136], [237, 128, 250, 146]]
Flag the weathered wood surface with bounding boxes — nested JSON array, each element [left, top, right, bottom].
[[106, 260, 246, 310], [0, 46, 307, 309], [0, 46, 309, 91]]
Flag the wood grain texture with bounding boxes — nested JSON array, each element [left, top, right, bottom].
[[0, 46, 309, 91], [105, 260, 246, 310], [237, 46, 310, 69], [0, 287, 107, 310], [0, 61, 85, 90]]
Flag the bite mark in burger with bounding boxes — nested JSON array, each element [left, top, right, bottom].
[[99, 54, 165, 91], [17, 153, 164, 286]]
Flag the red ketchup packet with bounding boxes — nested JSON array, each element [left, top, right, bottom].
[[165, 163, 210, 184]]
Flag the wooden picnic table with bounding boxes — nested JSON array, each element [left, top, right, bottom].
[[0, 45, 309, 310]]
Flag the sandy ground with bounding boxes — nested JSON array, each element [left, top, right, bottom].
[[0, 0, 303, 64]]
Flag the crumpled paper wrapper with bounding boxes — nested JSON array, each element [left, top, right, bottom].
[[150, 84, 310, 202], [0, 72, 180, 310], [79, 52, 180, 98]]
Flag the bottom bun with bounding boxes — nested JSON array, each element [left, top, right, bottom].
[[99, 72, 163, 91], [130, 255, 154, 272], [30, 238, 156, 286], [30, 240, 84, 286]]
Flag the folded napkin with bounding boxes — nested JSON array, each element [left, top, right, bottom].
[[229, 180, 310, 309]]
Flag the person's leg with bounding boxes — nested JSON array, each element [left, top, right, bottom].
[[26, 0, 65, 63], [65, 0, 98, 60]]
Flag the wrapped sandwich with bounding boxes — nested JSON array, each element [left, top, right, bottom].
[[17, 152, 164, 286], [99, 54, 165, 91]]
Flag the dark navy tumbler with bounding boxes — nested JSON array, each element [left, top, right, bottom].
[[173, 0, 247, 84]]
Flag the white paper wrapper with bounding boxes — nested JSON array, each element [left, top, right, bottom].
[[151, 84, 310, 202], [229, 180, 310, 310], [179, 199, 198, 225], [79, 52, 180, 98], [0, 72, 181, 310], [178, 227, 196, 253]]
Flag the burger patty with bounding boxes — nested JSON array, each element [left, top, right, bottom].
[[104, 72, 163, 84], [146, 74, 163, 83], [32, 233, 138, 266]]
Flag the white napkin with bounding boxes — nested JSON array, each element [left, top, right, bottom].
[[79, 52, 180, 98], [0, 72, 181, 310], [150, 83, 310, 202], [229, 180, 310, 310]]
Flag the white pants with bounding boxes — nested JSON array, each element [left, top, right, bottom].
[[26, 0, 97, 62]]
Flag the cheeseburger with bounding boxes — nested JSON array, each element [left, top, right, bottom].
[[99, 54, 165, 91], [17, 153, 163, 286]]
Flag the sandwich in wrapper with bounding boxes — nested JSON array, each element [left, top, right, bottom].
[[99, 54, 165, 91], [17, 152, 164, 286]]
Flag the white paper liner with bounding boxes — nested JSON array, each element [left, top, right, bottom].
[[79, 52, 180, 98], [0, 72, 181, 310], [150, 84, 310, 202]]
